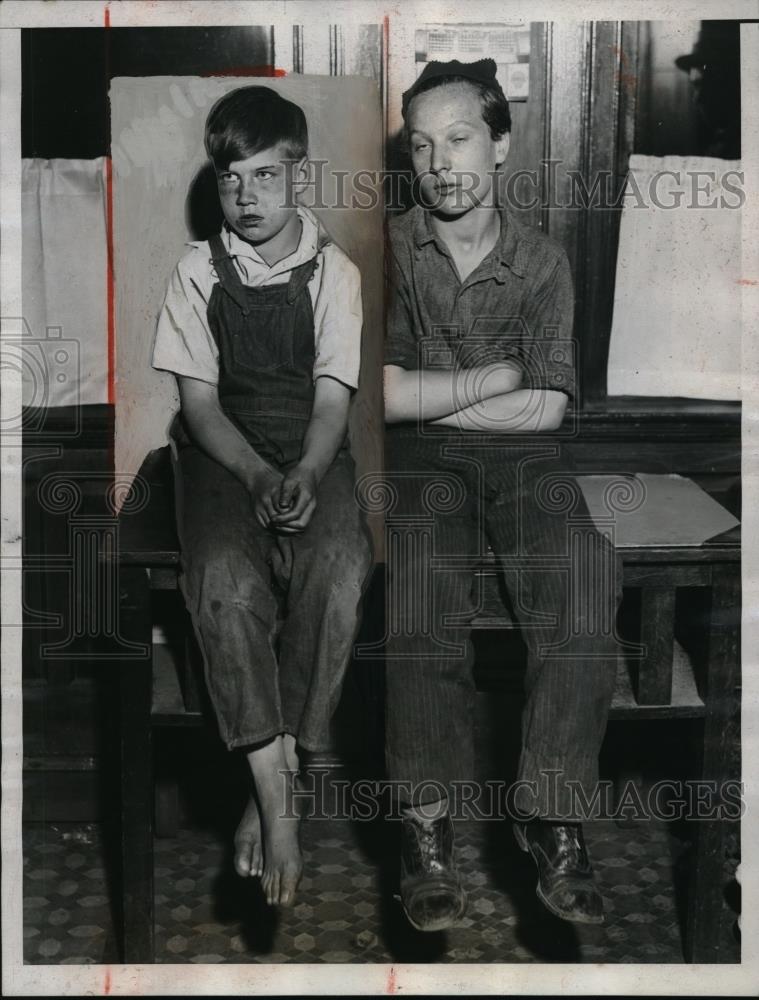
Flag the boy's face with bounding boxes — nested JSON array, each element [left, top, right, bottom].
[[215, 144, 307, 246], [407, 82, 510, 216]]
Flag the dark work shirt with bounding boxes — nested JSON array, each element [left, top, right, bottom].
[[385, 204, 576, 404]]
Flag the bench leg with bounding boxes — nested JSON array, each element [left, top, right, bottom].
[[118, 566, 155, 963], [637, 586, 675, 704], [155, 774, 180, 839], [685, 565, 740, 962]]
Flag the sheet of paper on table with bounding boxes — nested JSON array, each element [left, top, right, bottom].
[[576, 473, 740, 548]]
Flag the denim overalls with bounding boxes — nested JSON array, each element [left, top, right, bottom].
[[172, 231, 372, 751]]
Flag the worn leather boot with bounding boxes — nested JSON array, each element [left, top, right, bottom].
[[514, 820, 604, 924], [399, 812, 467, 932]]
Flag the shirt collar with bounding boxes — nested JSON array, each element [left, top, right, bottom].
[[413, 203, 529, 279], [223, 205, 320, 267], [189, 205, 321, 272]]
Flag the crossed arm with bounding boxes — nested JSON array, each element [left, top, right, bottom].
[[384, 238, 573, 433], [178, 374, 350, 533], [383, 363, 569, 432]]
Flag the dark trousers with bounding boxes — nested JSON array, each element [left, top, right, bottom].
[[384, 428, 623, 819], [174, 445, 373, 752]]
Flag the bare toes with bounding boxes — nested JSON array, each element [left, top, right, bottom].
[[261, 870, 272, 901], [234, 841, 253, 877], [268, 871, 280, 907], [279, 866, 302, 907], [250, 842, 263, 878], [234, 797, 262, 878]]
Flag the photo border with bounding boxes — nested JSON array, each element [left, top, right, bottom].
[[1, 1, 757, 994]]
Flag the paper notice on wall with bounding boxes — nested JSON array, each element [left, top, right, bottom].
[[415, 24, 530, 100], [577, 474, 739, 548], [607, 154, 742, 401]]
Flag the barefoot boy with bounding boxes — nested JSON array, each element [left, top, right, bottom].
[[384, 60, 622, 930], [152, 85, 372, 907]]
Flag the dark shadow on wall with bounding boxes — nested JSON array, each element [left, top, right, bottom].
[[636, 19, 741, 160], [185, 161, 225, 241], [385, 130, 415, 217]]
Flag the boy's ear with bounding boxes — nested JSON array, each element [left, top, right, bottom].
[[494, 132, 510, 168], [290, 156, 310, 196]]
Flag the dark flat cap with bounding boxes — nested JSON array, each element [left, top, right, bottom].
[[675, 21, 740, 72], [402, 58, 507, 119]]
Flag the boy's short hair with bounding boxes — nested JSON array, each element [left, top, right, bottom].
[[204, 85, 308, 168], [402, 58, 511, 140]]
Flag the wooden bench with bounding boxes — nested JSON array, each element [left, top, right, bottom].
[[113, 446, 740, 964]]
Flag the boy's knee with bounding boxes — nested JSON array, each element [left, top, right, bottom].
[[311, 509, 372, 564], [184, 544, 268, 611], [348, 530, 374, 578], [326, 533, 373, 588]]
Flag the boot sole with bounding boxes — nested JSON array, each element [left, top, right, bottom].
[[396, 889, 468, 933]]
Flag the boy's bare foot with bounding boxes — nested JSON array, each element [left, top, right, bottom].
[[245, 735, 303, 907], [234, 796, 263, 878], [260, 807, 303, 907]]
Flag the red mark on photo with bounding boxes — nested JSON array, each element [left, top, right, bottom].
[[201, 66, 287, 78], [611, 43, 636, 93], [105, 156, 115, 407]]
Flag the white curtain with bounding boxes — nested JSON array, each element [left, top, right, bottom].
[[21, 158, 109, 407], [607, 154, 742, 401]]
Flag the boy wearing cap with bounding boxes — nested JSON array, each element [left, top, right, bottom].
[[384, 59, 622, 931], [153, 86, 372, 908]]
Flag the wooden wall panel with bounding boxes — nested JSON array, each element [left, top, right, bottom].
[[544, 21, 591, 279], [580, 21, 624, 407], [500, 22, 549, 234]]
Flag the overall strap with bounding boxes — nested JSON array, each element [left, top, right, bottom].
[[208, 233, 250, 316], [286, 257, 318, 305], [286, 231, 331, 304]]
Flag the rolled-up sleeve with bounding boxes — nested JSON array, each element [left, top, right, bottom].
[[312, 245, 363, 390], [152, 252, 220, 385], [521, 249, 576, 402]]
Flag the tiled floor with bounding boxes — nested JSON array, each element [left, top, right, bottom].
[[22, 680, 741, 965], [22, 803, 738, 965]]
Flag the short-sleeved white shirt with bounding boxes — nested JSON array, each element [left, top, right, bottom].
[[152, 206, 363, 390]]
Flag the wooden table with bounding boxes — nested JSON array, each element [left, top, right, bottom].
[[611, 535, 740, 962], [112, 449, 740, 963]]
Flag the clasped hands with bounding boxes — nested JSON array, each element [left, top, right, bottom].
[[249, 463, 318, 535]]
